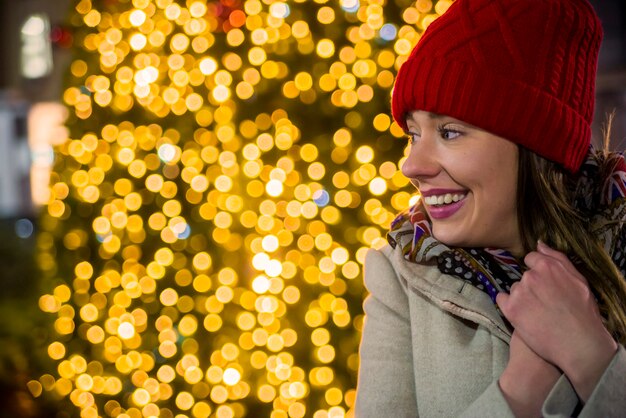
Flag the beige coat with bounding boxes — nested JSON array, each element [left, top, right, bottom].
[[355, 242, 626, 417]]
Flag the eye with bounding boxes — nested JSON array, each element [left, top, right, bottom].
[[407, 131, 420, 144], [437, 126, 462, 140]]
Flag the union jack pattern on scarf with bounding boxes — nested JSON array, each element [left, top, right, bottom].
[[576, 149, 626, 277]]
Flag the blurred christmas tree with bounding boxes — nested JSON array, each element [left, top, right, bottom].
[[33, 0, 451, 416]]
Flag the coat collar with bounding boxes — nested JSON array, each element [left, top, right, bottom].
[[384, 242, 513, 343]]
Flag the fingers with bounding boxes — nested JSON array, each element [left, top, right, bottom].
[[525, 241, 588, 286], [536, 240, 570, 264], [501, 242, 592, 332], [495, 290, 509, 308], [496, 291, 513, 321], [497, 283, 532, 340], [496, 284, 521, 321]]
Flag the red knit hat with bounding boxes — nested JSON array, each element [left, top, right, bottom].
[[391, 0, 603, 172]]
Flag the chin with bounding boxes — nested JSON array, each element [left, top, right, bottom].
[[431, 228, 467, 248]]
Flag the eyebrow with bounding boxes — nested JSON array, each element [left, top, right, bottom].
[[405, 111, 445, 131], [425, 112, 444, 120], [408, 112, 482, 133]]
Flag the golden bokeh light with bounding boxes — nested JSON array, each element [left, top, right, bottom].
[[37, 0, 443, 416]]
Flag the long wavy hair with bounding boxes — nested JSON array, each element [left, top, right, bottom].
[[516, 120, 626, 345]]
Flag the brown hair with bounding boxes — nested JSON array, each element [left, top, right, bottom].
[[516, 138, 626, 345]]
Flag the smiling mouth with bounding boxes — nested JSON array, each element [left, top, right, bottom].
[[423, 193, 467, 206]]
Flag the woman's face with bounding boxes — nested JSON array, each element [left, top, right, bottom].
[[402, 111, 522, 255]]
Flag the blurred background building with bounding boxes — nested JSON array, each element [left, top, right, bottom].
[[1, 1, 72, 415]]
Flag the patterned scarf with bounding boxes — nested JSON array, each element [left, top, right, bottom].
[[387, 148, 626, 306]]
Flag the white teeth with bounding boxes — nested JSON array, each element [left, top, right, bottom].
[[423, 193, 465, 206]]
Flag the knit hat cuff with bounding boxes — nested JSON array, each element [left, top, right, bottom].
[[392, 57, 591, 172]]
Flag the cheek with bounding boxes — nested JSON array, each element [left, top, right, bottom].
[[492, 172, 518, 197], [485, 170, 519, 222], [442, 152, 474, 178], [482, 146, 518, 191], [467, 160, 518, 216]]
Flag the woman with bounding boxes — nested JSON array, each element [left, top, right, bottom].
[[355, 0, 626, 416]]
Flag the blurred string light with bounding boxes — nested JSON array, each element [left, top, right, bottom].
[[34, 0, 452, 417], [341, 0, 361, 14], [15, 218, 35, 239], [378, 23, 398, 41]]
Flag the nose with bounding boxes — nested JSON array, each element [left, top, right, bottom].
[[401, 135, 441, 180]]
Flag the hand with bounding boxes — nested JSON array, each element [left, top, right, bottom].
[[496, 241, 618, 401], [499, 332, 560, 418]]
